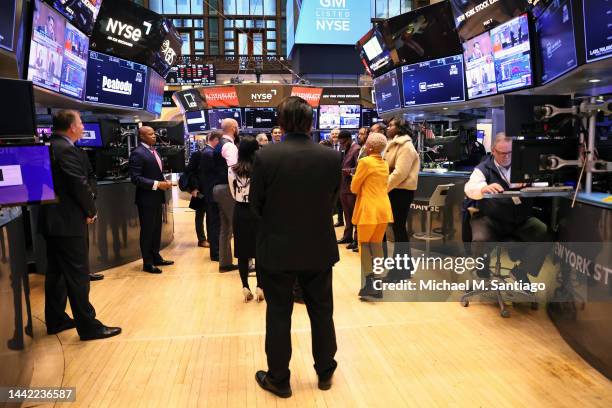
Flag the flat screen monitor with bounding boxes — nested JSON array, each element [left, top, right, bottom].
[[464, 31, 498, 99], [381, 1, 462, 67], [146, 69, 165, 116], [0, 79, 36, 138], [37, 126, 53, 141], [185, 110, 209, 133], [373, 69, 402, 113], [85, 51, 147, 109], [165, 61, 216, 86], [361, 108, 381, 128], [476, 129, 485, 144], [490, 14, 533, 93], [319, 105, 341, 130], [339, 105, 361, 129], [28, 0, 66, 93], [0, 0, 17, 51], [450, 0, 529, 42], [510, 138, 578, 183], [401, 54, 465, 107], [356, 27, 394, 77], [76, 122, 103, 147], [47, 0, 103, 36], [59, 21, 89, 99], [0, 144, 56, 206], [207, 108, 242, 129], [583, 0, 612, 63], [244, 108, 278, 129], [536, 0, 578, 84]]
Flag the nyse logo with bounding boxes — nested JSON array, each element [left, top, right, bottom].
[[105, 18, 152, 43], [160, 40, 177, 65], [316, 0, 350, 32], [251, 89, 277, 102], [102, 76, 133, 95]]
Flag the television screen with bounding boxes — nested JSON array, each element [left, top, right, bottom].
[[381, 1, 462, 66], [165, 60, 216, 86], [0, 79, 36, 138], [149, 18, 182, 77], [361, 108, 381, 128], [85, 51, 147, 109], [146, 69, 165, 116], [450, 0, 529, 42], [28, 0, 66, 93], [373, 69, 402, 113], [0, 0, 16, 51], [244, 108, 278, 129], [59, 21, 89, 99], [319, 105, 341, 130], [583, 0, 612, 63], [184, 110, 209, 133], [163, 90, 176, 108], [356, 27, 394, 77], [536, 0, 578, 84], [339, 105, 361, 129], [76, 122, 103, 147], [37, 126, 53, 141], [207, 108, 242, 129], [401, 54, 465, 107], [464, 31, 498, 99], [490, 14, 533, 93], [47, 0, 103, 36], [0, 144, 56, 206]]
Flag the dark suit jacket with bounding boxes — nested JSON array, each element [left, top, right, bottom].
[[250, 132, 342, 271], [188, 145, 217, 199], [129, 143, 166, 206], [340, 142, 361, 195], [39, 134, 96, 237]]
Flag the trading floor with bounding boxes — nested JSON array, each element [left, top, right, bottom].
[[22, 195, 612, 407]]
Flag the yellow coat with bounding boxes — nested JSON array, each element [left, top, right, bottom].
[[350, 154, 394, 226]]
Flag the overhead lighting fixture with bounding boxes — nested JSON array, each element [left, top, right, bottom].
[[443, 107, 449, 110], [588, 78, 601, 83]]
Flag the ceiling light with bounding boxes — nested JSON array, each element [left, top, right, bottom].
[[588, 78, 601, 83]]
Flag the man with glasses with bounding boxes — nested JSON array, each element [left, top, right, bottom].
[[464, 133, 550, 284]]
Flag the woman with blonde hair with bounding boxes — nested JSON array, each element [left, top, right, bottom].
[[350, 132, 394, 300]]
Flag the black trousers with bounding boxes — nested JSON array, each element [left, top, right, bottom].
[[137, 203, 163, 265], [206, 198, 221, 260], [388, 189, 414, 273], [195, 206, 207, 242], [44, 236, 102, 335], [340, 193, 357, 242], [262, 267, 337, 387]]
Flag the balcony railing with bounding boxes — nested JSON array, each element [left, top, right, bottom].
[[176, 54, 293, 74]]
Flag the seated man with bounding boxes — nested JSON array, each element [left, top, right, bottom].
[[464, 133, 551, 283]]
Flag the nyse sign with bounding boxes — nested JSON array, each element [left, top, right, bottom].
[[316, 0, 351, 32]]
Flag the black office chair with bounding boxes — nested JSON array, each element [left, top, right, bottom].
[[460, 207, 538, 318]]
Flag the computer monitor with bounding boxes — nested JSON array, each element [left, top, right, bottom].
[[490, 14, 533, 93], [510, 138, 579, 183], [401, 54, 465, 107], [373, 69, 402, 113], [361, 108, 381, 128], [243, 108, 278, 129], [476, 129, 485, 145], [157, 146, 185, 173], [207, 108, 242, 130], [37, 126, 53, 141], [424, 135, 467, 162], [0, 79, 36, 138], [184, 110, 209, 133], [583, 0, 612, 63], [504, 94, 573, 138], [463, 31, 498, 99], [339, 105, 361, 129], [76, 123, 103, 148], [319, 105, 341, 130], [0, 144, 57, 206], [143, 121, 185, 146]]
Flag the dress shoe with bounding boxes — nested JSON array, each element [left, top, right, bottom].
[[358, 275, 383, 300], [89, 272, 104, 281], [47, 319, 76, 335], [318, 374, 333, 391], [337, 238, 352, 244], [210, 255, 219, 262], [154, 259, 174, 266], [352, 247, 359, 253], [255, 370, 292, 398], [198, 240, 210, 248], [143, 264, 162, 274], [219, 264, 239, 272], [334, 221, 344, 227], [346, 241, 358, 250], [80, 326, 122, 341]]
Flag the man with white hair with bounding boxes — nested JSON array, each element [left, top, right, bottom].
[[211, 118, 240, 271], [464, 133, 550, 283], [256, 133, 269, 146]]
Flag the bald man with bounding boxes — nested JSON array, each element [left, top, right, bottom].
[[211, 118, 240, 271], [129, 126, 174, 274]]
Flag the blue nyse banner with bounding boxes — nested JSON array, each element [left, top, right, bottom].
[[291, 0, 371, 53]]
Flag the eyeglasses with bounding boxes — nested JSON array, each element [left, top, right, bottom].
[[494, 149, 512, 157]]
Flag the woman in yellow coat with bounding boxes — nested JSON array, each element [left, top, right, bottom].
[[350, 133, 394, 300]]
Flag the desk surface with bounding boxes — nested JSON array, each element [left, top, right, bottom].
[[576, 192, 612, 210], [483, 191, 573, 199]]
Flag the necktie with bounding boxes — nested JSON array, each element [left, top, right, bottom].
[[150, 147, 163, 172]]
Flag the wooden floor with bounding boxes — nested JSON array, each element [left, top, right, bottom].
[[25, 197, 612, 407]]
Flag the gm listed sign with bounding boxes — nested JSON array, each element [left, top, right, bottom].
[[316, 0, 351, 32]]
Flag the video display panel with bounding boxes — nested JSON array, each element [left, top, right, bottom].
[[450, 0, 529, 42], [0, 145, 56, 206], [47, 0, 103, 36], [490, 14, 533, 92], [401, 55, 465, 107], [464, 31, 498, 99], [319, 105, 341, 130], [357, 27, 394, 77], [165, 60, 216, 86], [361, 108, 381, 128], [339, 105, 361, 129], [0, 79, 36, 138], [536, 0, 578, 84], [244, 108, 278, 129], [583, 0, 612, 62], [59, 22, 89, 99], [85, 51, 147, 109], [207, 108, 242, 129], [75, 122, 103, 147], [28, 0, 66, 93], [0, 0, 16, 51], [146, 69, 165, 116], [185, 110, 209, 133], [373, 69, 402, 113]]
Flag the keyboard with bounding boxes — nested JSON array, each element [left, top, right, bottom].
[[520, 186, 573, 193]]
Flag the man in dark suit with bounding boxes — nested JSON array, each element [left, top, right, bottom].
[[81, 149, 104, 281], [189, 131, 222, 261], [337, 130, 361, 250], [40, 110, 121, 341], [250, 96, 341, 398], [129, 126, 174, 274]]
